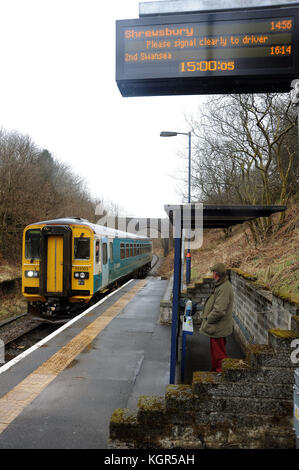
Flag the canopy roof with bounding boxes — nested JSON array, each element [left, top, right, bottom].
[[164, 204, 286, 229]]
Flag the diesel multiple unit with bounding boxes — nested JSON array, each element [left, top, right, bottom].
[[22, 217, 152, 317]]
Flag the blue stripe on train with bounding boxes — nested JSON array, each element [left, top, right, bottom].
[[93, 255, 151, 293]]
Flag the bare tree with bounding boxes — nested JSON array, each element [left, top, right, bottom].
[[0, 130, 106, 261], [185, 93, 298, 241]]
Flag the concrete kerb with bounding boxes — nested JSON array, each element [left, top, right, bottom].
[[160, 275, 173, 324]]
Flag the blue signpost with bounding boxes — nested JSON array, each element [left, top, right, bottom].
[[169, 235, 182, 384]]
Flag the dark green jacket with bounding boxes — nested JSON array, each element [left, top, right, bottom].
[[199, 276, 234, 338]]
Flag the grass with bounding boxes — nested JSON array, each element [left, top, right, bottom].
[[0, 293, 27, 322]]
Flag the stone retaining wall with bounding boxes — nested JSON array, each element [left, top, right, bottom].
[[160, 269, 298, 350], [109, 270, 299, 449], [108, 327, 299, 449], [230, 269, 298, 350]]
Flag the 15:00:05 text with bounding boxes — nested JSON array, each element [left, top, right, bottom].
[[180, 60, 235, 72]]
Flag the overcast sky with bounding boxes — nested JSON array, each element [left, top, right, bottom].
[[0, 0, 205, 219]]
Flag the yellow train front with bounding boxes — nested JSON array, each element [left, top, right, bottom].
[[22, 217, 152, 318]]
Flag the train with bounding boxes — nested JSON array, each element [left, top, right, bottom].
[[22, 217, 152, 318]]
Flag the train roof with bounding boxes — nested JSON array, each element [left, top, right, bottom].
[[26, 217, 151, 241]]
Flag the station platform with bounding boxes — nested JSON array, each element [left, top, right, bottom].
[[0, 275, 245, 449], [0, 278, 170, 449]]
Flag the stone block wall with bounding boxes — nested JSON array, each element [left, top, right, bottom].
[[181, 278, 215, 325], [160, 277, 215, 325], [161, 269, 298, 350], [108, 328, 299, 449], [109, 269, 299, 449], [230, 269, 298, 350]]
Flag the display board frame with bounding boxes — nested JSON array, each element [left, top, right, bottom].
[[116, 5, 299, 96]]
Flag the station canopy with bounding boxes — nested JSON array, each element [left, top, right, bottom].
[[165, 203, 286, 384], [164, 204, 286, 230]]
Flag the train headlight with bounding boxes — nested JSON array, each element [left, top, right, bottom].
[[25, 270, 39, 278], [74, 272, 89, 279]]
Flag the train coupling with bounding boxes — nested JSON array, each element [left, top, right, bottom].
[[44, 299, 63, 316]]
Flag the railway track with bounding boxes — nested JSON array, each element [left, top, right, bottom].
[[148, 253, 162, 275], [0, 315, 59, 363], [0, 259, 161, 363], [0, 314, 42, 346]]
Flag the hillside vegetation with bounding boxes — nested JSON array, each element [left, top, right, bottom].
[[158, 92, 299, 305], [157, 201, 299, 303]]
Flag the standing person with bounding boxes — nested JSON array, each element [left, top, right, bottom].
[[199, 263, 234, 372]]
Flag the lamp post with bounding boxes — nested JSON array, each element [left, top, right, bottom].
[[160, 130, 192, 285]]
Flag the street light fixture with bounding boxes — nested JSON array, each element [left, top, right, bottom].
[[160, 131, 178, 137], [160, 130, 192, 285]]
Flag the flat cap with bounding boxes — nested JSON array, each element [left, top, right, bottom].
[[210, 262, 227, 274]]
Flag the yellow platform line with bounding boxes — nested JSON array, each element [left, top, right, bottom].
[[0, 279, 147, 434]]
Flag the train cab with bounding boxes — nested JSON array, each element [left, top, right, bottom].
[[22, 217, 152, 317]]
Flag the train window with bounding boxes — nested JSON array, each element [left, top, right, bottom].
[[133, 244, 136, 256], [103, 243, 108, 265], [74, 237, 90, 260], [110, 242, 113, 262], [120, 243, 125, 259], [95, 240, 100, 263], [130, 244, 133, 257], [126, 243, 129, 258], [25, 229, 41, 260]]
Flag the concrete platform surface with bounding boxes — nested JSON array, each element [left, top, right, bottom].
[[0, 278, 170, 449], [0, 276, 245, 449]]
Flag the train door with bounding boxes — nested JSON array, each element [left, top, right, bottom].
[[108, 238, 114, 281], [94, 239, 101, 291], [101, 237, 109, 288], [47, 236, 63, 292]]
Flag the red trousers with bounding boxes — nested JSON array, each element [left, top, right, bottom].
[[210, 337, 227, 372]]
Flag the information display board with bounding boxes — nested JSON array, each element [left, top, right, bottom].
[[116, 5, 299, 96]]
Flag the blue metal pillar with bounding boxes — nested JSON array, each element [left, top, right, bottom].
[[170, 235, 182, 384]]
